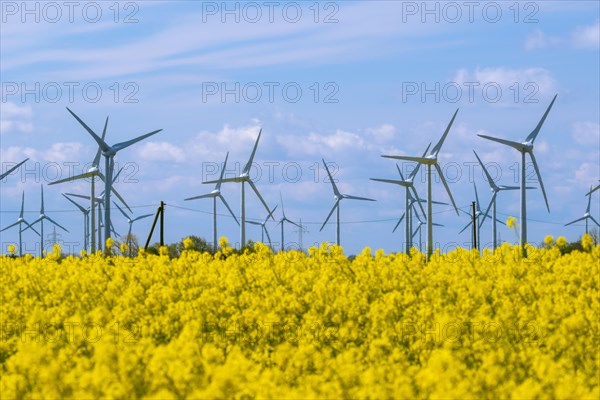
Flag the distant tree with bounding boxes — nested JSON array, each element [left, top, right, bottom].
[[120, 233, 140, 257], [589, 228, 599, 245], [176, 235, 213, 254]]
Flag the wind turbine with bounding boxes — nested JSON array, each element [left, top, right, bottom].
[[371, 145, 430, 254], [277, 192, 301, 251], [203, 129, 272, 247], [413, 210, 443, 253], [1, 158, 28, 180], [320, 159, 376, 246], [185, 152, 239, 250], [62, 193, 90, 252], [478, 94, 557, 255], [247, 206, 278, 248], [24, 185, 69, 256], [458, 181, 506, 248], [65, 107, 162, 248], [0, 191, 39, 256], [473, 150, 527, 250], [565, 187, 599, 234], [113, 201, 153, 255], [49, 119, 131, 252], [587, 181, 600, 196], [382, 109, 460, 261], [65, 193, 103, 251]]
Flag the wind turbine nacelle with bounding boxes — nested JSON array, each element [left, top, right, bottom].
[[87, 166, 99, 173]]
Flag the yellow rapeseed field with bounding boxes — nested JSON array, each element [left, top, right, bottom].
[[1, 238, 598, 399]]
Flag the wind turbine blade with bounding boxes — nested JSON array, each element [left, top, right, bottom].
[[589, 216, 600, 228], [185, 193, 215, 201], [21, 220, 40, 236], [218, 194, 240, 225], [396, 164, 406, 181], [243, 128, 262, 174], [62, 193, 86, 213], [525, 94, 557, 143], [216, 152, 230, 191], [279, 191, 287, 218], [459, 220, 472, 234], [565, 216, 586, 226], [432, 223, 444, 227], [320, 201, 339, 231], [48, 170, 99, 185], [407, 143, 432, 180], [248, 180, 272, 217], [585, 189, 592, 214], [586, 184, 600, 196], [478, 134, 524, 151], [66, 107, 111, 153], [265, 204, 278, 224], [479, 193, 496, 228], [434, 163, 459, 215], [22, 216, 42, 232], [0, 158, 28, 180], [110, 186, 132, 213], [40, 185, 45, 214], [112, 166, 124, 184], [410, 186, 426, 220], [204, 177, 244, 185], [247, 221, 261, 226], [45, 216, 69, 233], [264, 225, 273, 247], [344, 194, 376, 202], [392, 213, 405, 233], [498, 185, 521, 190], [92, 117, 109, 167], [113, 129, 163, 152], [473, 182, 481, 211], [65, 193, 92, 201], [529, 152, 550, 212], [132, 214, 153, 223], [382, 155, 430, 163], [370, 178, 410, 187], [0, 221, 20, 232], [473, 150, 499, 191], [322, 159, 341, 197], [431, 108, 459, 157], [113, 201, 130, 220], [19, 191, 25, 218]]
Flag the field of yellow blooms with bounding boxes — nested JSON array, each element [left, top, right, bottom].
[[1, 238, 599, 399]]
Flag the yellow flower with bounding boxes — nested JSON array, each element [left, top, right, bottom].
[[506, 216, 517, 228], [183, 237, 194, 251], [581, 233, 593, 251], [80, 249, 88, 257], [105, 237, 115, 249], [543, 235, 555, 247], [218, 237, 229, 249], [159, 246, 169, 256], [47, 243, 61, 261], [556, 236, 567, 248], [120, 243, 129, 254], [7, 244, 16, 256]]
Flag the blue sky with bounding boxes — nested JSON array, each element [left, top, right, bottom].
[[1, 1, 599, 255]]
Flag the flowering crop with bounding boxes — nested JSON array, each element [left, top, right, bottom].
[[1, 241, 598, 398]]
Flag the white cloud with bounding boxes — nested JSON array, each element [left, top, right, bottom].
[[0, 102, 33, 134], [575, 162, 599, 185], [524, 29, 562, 50], [453, 66, 557, 99], [366, 124, 396, 143], [572, 20, 600, 49], [137, 141, 186, 163], [572, 122, 600, 146], [524, 20, 599, 51]]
